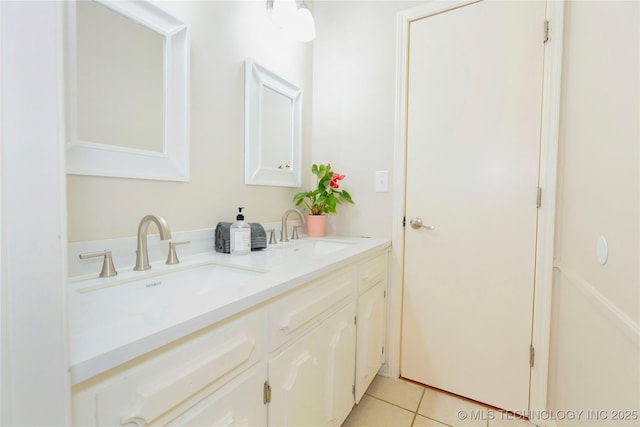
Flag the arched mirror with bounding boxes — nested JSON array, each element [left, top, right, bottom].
[[245, 58, 302, 187], [65, 0, 189, 181]]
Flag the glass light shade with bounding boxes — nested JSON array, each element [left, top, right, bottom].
[[271, 0, 297, 29], [291, 6, 315, 42], [269, 0, 315, 42]]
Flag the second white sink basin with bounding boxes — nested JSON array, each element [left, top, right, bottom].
[[272, 238, 357, 257]]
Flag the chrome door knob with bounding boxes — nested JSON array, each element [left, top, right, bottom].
[[409, 217, 435, 230]]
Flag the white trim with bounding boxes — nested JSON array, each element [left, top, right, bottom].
[[1, 2, 70, 423], [58, 1, 72, 419], [390, 1, 564, 415], [554, 262, 640, 343], [529, 1, 564, 414], [0, 2, 5, 423], [244, 58, 303, 188]]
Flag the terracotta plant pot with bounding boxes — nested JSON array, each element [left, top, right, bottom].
[[306, 214, 326, 237]]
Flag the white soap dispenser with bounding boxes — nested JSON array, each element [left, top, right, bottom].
[[230, 207, 251, 255]]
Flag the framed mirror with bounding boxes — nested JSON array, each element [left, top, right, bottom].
[[245, 59, 302, 187], [65, 0, 190, 181]]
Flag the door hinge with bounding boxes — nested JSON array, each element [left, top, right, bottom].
[[382, 346, 385, 355], [536, 187, 542, 208], [263, 381, 272, 404], [529, 345, 535, 367], [402, 216, 406, 227], [543, 20, 550, 43], [352, 384, 356, 397], [354, 315, 357, 325]]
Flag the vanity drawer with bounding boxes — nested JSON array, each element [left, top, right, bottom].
[[72, 308, 266, 426], [358, 252, 388, 294], [268, 266, 356, 352]]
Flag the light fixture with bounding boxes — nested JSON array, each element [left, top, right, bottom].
[[267, 0, 316, 42]]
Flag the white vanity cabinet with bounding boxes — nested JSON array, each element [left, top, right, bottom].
[[265, 251, 389, 424], [71, 246, 389, 427], [355, 251, 388, 403]]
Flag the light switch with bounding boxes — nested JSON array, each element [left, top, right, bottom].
[[375, 170, 389, 193]]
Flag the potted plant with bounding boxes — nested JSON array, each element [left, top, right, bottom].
[[293, 163, 354, 237]]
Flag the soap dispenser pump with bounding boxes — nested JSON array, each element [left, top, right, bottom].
[[230, 207, 251, 255]]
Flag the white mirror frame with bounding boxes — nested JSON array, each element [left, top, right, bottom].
[[245, 58, 302, 187], [65, 0, 190, 182]]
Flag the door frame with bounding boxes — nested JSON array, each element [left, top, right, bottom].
[[0, 2, 71, 424], [387, 0, 564, 414]]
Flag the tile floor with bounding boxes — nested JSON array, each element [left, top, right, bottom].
[[342, 376, 535, 427]]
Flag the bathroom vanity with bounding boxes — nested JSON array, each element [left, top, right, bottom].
[[69, 236, 389, 426]]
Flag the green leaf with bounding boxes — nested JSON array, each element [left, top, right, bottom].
[[311, 164, 318, 175], [327, 196, 337, 209], [318, 164, 327, 179], [340, 190, 354, 204]]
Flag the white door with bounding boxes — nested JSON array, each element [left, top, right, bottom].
[[401, 1, 545, 411]]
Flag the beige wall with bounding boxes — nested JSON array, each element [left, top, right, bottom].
[[67, 1, 313, 242], [311, 0, 422, 238], [548, 1, 639, 423]]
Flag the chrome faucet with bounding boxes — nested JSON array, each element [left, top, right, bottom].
[[134, 214, 172, 271], [280, 208, 305, 243]]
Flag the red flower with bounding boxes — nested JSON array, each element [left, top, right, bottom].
[[330, 173, 345, 189]]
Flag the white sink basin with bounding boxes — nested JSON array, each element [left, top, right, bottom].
[[73, 262, 265, 311], [272, 238, 356, 257]]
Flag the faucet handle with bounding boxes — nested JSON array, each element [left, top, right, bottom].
[[79, 250, 117, 278], [291, 226, 300, 240], [166, 241, 190, 265], [268, 229, 277, 245]]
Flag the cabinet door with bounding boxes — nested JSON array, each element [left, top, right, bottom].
[[167, 362, 266, 427], [355, 282, 385, 403], [324, 303, 356, 427], [268, 303, 355, 427]]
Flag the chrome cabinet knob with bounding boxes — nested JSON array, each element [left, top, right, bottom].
[[409, 217, 435, 230]]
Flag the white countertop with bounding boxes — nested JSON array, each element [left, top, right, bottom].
[[67, 236, 390, 385]]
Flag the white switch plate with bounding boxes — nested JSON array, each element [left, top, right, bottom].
[[375, 170, 389, 193]]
